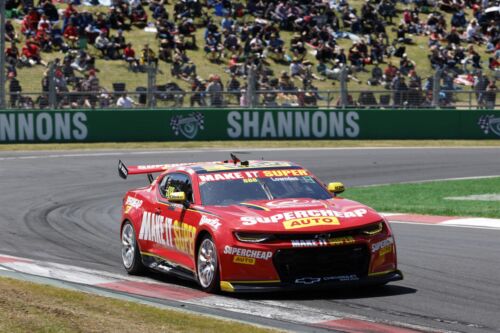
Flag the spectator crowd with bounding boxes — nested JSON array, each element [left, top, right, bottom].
[[3, 0, 499, 109]]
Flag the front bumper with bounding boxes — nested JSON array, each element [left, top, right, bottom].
[[220, 269, 404, 293]]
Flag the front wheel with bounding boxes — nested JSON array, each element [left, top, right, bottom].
[[121, 221, 145, 275], [196, 236, 220, 293]]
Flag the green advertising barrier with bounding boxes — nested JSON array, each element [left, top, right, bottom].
[[0, 109, 499, 143]]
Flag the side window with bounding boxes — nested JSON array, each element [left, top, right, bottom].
[[160, 173, 194, 203], [159, 175, 170, 197]]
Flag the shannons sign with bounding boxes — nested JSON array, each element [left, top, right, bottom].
[[226, 111, 360, 139], [0, 112, 88, 142]]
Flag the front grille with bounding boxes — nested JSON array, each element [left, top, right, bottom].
[[273, 222, 383, 241], [273, 245, 370, 284]]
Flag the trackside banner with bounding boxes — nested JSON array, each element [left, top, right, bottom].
[[0, 109, 499, 143]]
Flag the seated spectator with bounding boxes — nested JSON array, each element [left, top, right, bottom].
[[5, 20, 19, 42], [21, 39, 47, 66], [124, 43, 140, 71], [223, 32, 241, 54], [159, 38, 174, 63], [108, 7, 129, 31], [63, 22, 79, 48], [204, 33, 223, 62], [466, 19, 481, 43], [462, 44, 482, 71], [131, 4, 148, 28], [290, 41, 307, 61], [140, 44, 159, 67], [95, 31, 111, 58], [117, 93, 138, 108], [70, 50, 95, 72], [5, 42, 20, 66], [450, 10, 467, 28], [399, 53, 416, 75], [41, 0, 59, 22]]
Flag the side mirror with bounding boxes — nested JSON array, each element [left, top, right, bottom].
[[168, 191, 186, 203], [327, 182, 345, 195]]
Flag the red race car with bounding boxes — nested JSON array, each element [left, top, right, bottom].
[[118, 155, 402, 293]]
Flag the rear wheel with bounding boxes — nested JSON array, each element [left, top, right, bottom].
[[121, 221, 145, 274], [196, 236, 220, 293]]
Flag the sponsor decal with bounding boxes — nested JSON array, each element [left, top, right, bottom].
[[295, 275, 359, 284], [227, 111, 360, 139], [125, 196, 143, 209], [478, 115, 500, 136], [241, 208, 368, 226], [372, 237, 394, 254], [223, 246, 272, 260], [0, 112, 88, 142], [139, 211, 196, 255], [269, 177, 299, 182], [323, 274, 359, 282], [170, 112, 204, 139], [233, 256, 256, 265], [265, 199, 321, 208], [295, 277, 321, 284], [283, 217, 340, 230], [291, 236, 355, 247], [199, 215, 221, 230], [198, 169, 309, 183]]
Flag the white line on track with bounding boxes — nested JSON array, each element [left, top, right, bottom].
[[390, 220, 500, 231], [0, 146, 499, 161]]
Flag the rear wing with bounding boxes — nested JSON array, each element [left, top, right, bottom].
[[118, 160, 176, 180]]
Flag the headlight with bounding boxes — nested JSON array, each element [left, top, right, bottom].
[[361, 222, 383, 236], [234, 232, 276, 243]]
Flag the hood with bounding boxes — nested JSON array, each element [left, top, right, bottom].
[[203, 198, 382, 232]]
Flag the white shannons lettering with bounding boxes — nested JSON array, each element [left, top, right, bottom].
[[125, 196, 143, 209], [0, 112, 88, 142], [241, 208, 368, 225], [226, 111, 360, 139], [223, 246, 272, 260], [372, 237, 394, 253], [199, 215, 221, 230]]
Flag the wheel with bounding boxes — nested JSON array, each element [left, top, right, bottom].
[[196, 236, 220, 293], [121, 221, 145, 275]]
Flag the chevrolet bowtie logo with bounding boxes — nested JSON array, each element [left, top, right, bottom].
[[294, 277, 321, 284]]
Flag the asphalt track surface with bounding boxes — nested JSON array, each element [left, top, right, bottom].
[[1, 147, 499, 333]]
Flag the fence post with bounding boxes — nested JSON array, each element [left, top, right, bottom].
[[339, 66, 348, 108], [146, 65, 157, 108], [247, 65, 257, 108], [431, 68, 442, 108], [48, 62, 57, 109]]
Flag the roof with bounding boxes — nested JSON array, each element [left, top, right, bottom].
[[176, 160, 301, 174]]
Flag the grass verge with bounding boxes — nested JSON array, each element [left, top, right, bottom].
[[344, 177, 500, 218], [0, 276, 279, 333], [1, 140, 500, 151]]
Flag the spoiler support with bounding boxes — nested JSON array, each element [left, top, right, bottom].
[[118, 160, 128, 179]]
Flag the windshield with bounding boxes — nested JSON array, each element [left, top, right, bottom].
[[199, 175, 331, 206]]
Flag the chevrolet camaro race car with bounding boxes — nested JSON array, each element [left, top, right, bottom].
[[118, 156, 403, 293]]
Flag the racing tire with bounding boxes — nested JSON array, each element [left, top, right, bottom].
[[196, 235, 220, 293], [121, 221, 146, 275]]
